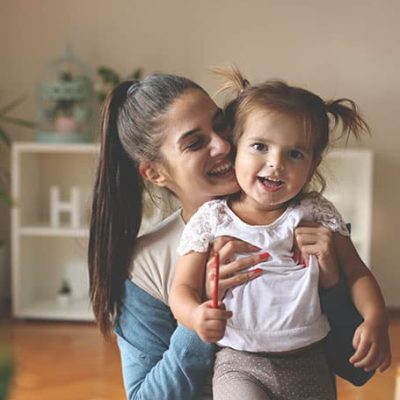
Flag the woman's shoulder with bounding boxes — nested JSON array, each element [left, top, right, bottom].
[[130, 209, 184, 304], [136, 208, 184, 250]]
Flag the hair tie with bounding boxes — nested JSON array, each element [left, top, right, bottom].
[[240, 79, 250, 94]]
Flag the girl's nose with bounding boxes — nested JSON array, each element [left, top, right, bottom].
[[267, 152, 285, 171], [210, 133, 231, 157]]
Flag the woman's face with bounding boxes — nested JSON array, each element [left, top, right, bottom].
[[151, 89, 239, 218]]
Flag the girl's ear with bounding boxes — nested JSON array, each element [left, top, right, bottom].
[[138, 161, 169, 187]]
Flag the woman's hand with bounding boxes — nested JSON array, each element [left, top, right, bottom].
[[193, 300, 232, 343], [205, 237, 266, 301], [294, 221, 340, 289], [349, 318, 392, 372]]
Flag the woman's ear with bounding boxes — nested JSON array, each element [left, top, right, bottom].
[[138, 161, 169, 187]]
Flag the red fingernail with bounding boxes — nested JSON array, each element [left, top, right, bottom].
[[254, 268, 263, 274], [259, 252, 270, 261]]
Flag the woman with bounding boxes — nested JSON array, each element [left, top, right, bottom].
[[89, 74, 372, 400]]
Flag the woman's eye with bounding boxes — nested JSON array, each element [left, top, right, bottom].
[[251, 143, 268, 152], [288, 149, 304, 160], [184, 138, 205, 151]]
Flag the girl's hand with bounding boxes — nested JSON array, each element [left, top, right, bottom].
[[349, 319, 392, 372], [205, 237, 266, 301], [193, 300, 232, 343], [294, 222, 340, 289]]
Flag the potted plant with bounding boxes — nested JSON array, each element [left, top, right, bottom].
[[57, 279, 72, 306]]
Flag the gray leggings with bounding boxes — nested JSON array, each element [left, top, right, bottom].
[[213, 344, 336, 400]]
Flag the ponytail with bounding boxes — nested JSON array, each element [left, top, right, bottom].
[[88, 81, 143, 336], [88, 74, 204, 336], [325, 98, 370, 142]]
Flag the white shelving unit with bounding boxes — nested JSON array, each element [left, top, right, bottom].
[[11, 142, 99, 321], [321, 148, 373, 266], [10, 143, 373, 320]]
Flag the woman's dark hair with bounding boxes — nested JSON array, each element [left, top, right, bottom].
[[215, 66, 370, 192], [88, 74, 204, 336]]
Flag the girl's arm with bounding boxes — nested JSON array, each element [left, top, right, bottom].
[[334, 233, 391, 372], [114, 280, 215, 400], [170, 252, 232, 343]]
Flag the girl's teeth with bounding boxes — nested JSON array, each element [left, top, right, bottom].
[[259, 177, 283, 186]]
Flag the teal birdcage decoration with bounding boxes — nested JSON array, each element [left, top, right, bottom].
[[36, 45, 95, 143]]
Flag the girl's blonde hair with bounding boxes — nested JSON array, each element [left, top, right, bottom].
[[213, 66, 370, 193]]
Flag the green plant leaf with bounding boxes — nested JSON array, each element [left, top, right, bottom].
[[0, 127, 11, 147], [0, 95, 26, 116], [97, 67, 120, 86], [1, 116, 35, 129], [0, 187, 12, 206], [129, 68, 143, 81]]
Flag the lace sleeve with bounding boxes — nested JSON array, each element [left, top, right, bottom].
[[303, 193, 350, 236], [177, 200, 219, 255]]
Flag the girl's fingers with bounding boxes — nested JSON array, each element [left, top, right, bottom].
[[356, 343, 379, 370], [350, 334, 369, 364], [352, 342, 375, 368]]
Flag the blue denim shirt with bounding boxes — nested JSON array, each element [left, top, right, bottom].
[[114, 280, 215, 400]]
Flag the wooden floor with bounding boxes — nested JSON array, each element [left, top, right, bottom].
[[1, 312, 399, 400]]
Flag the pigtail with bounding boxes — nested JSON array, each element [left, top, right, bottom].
[[326, 98, 370, 142], [88, 81, 143, 336], [212, 65, 250, 97]]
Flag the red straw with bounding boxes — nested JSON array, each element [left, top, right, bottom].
[[212, 252, 220, 308]]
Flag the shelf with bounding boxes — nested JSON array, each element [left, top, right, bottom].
[[13, 141, 99, 154], [14, 297, 94, 321], [19, 224, 89, 238]]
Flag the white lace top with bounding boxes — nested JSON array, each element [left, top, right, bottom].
[[178, 193, 350, 353]]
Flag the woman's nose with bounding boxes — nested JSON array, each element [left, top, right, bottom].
[[210, 133, 231, 157]]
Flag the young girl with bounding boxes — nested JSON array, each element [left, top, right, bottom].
[[169, 69, 391, 400]]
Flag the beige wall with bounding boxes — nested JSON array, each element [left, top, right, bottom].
[[1, 0, 399, 306]]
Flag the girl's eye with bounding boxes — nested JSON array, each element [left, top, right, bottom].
[[288, 149, 304, 160], [251, 143, 268, 152]]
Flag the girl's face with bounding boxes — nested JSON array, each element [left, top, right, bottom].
[[147, 89, 239, 219], [234, 109, 318, 214]]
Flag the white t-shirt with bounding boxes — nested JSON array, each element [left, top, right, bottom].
[[178, 193, 350, 353]]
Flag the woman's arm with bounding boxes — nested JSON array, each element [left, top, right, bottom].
[[114, 280, 215, 400]]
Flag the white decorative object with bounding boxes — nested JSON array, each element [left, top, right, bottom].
[[50, 185, 81, 228]]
